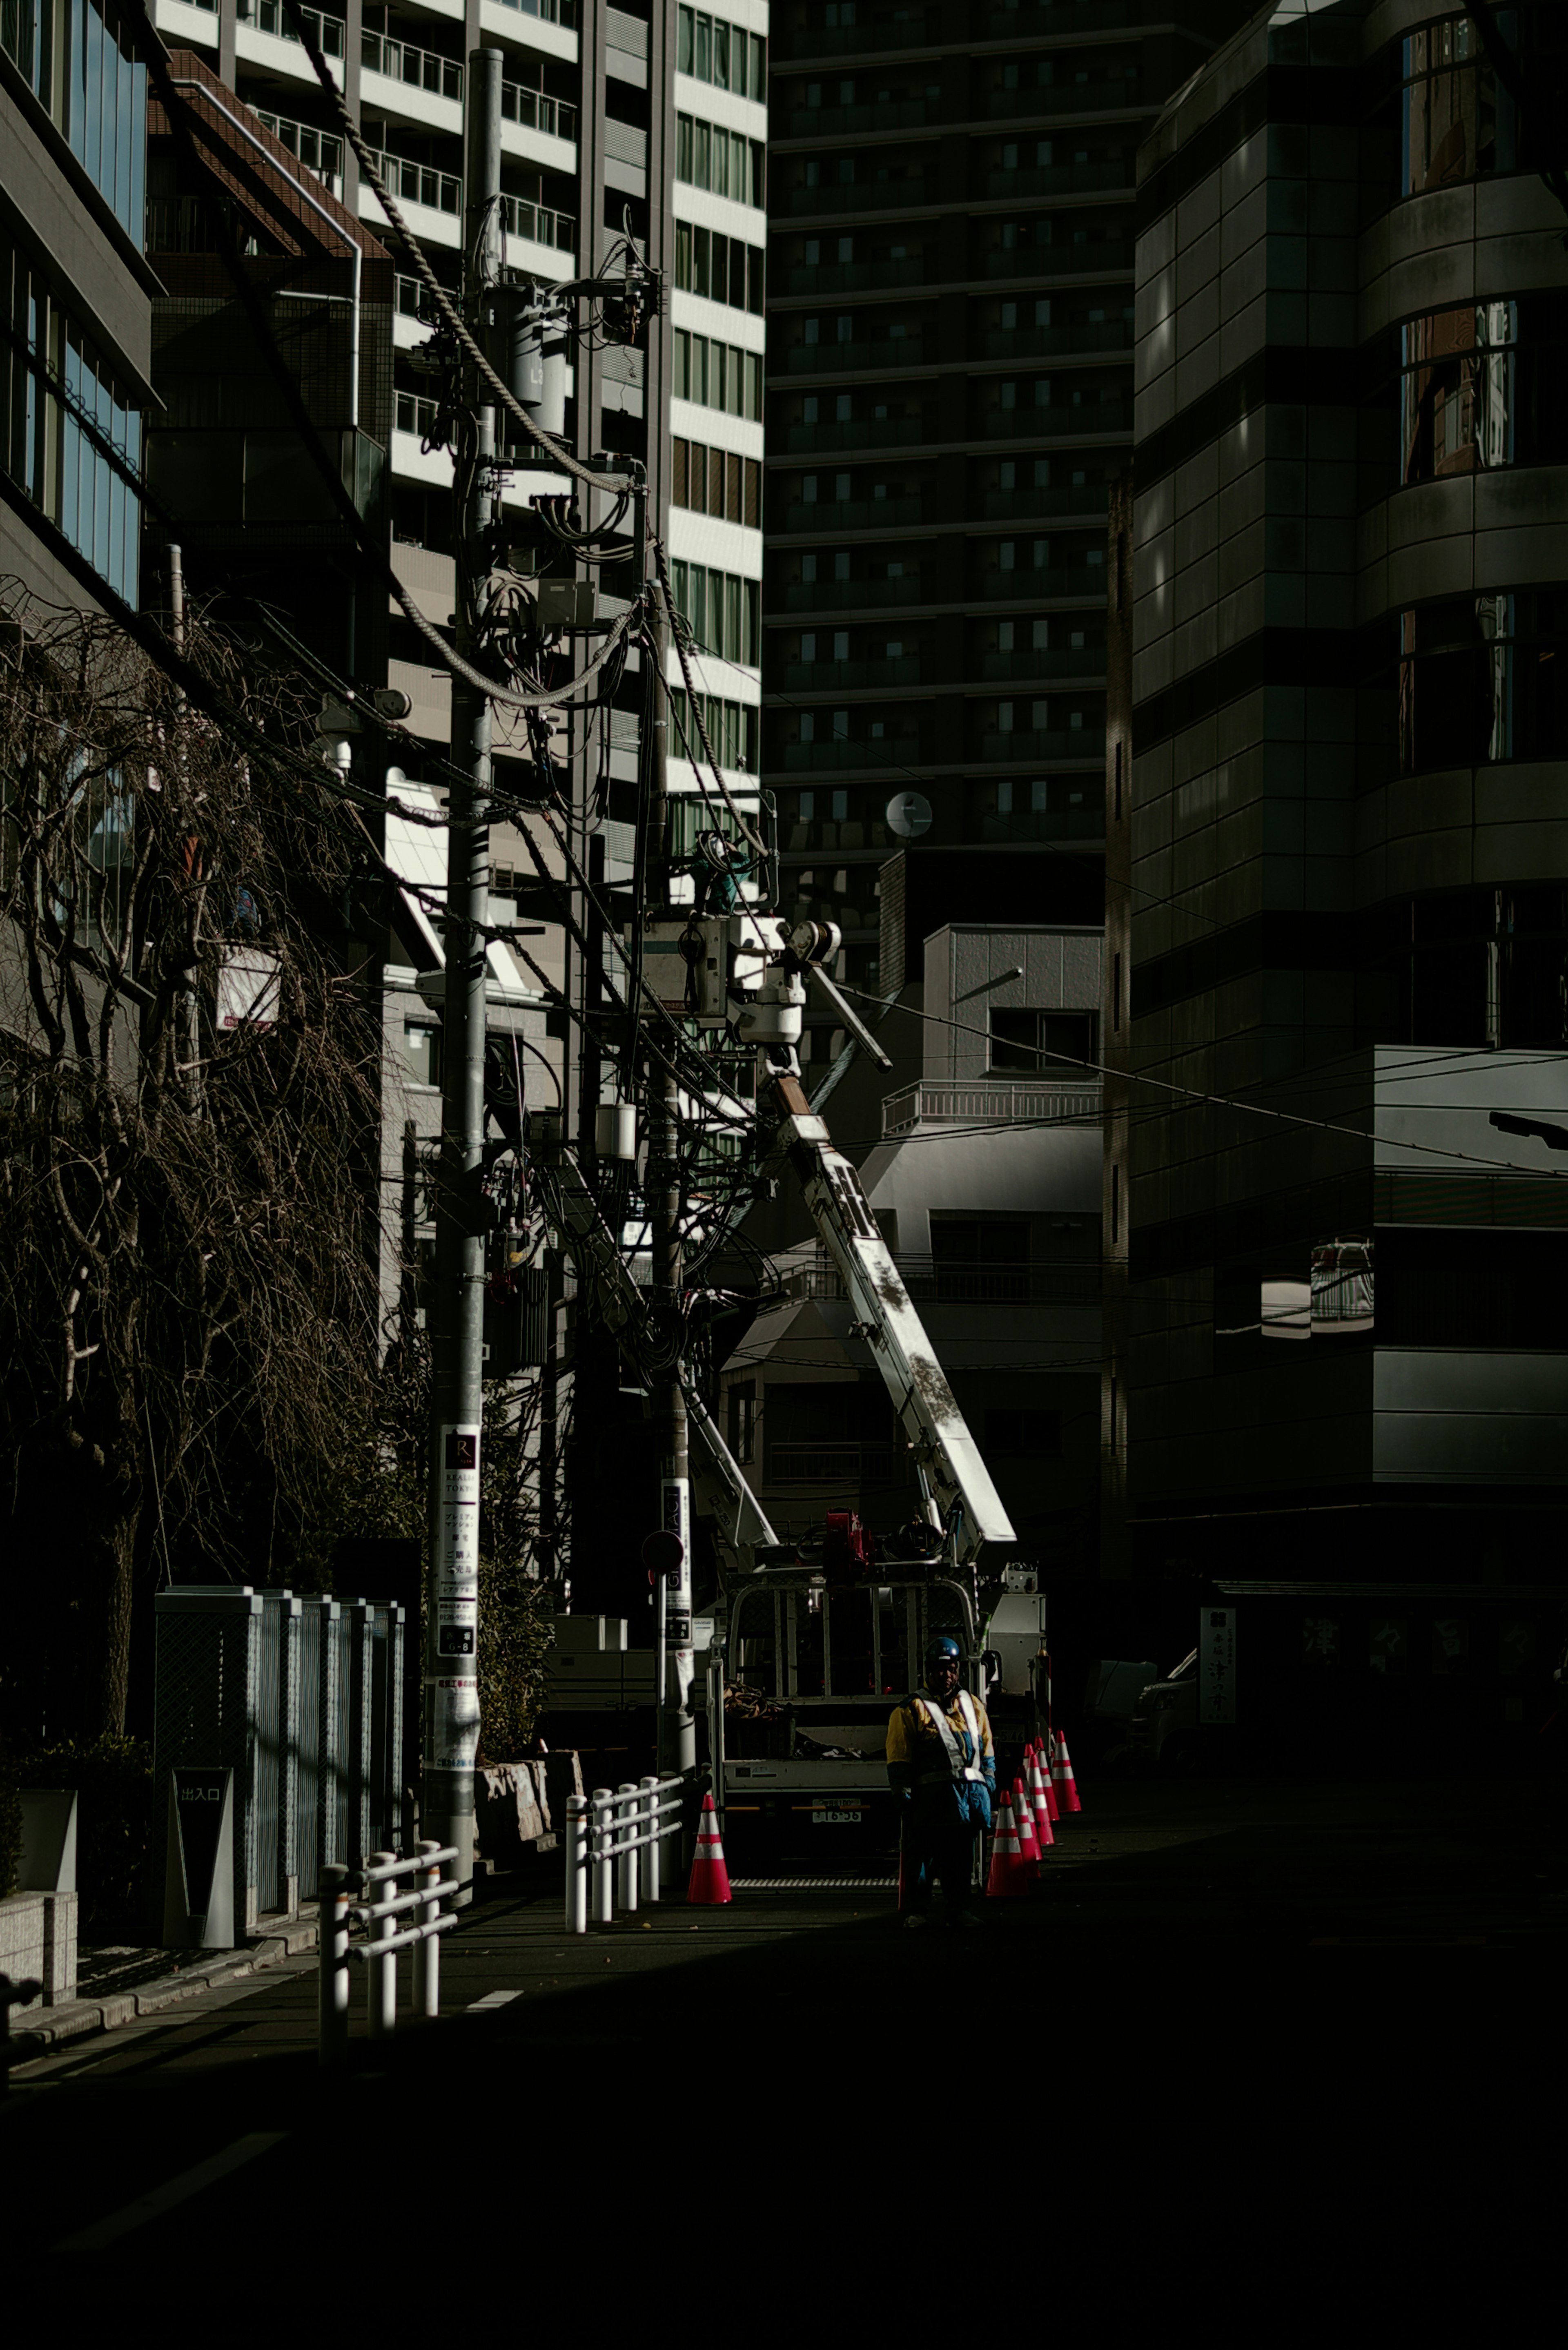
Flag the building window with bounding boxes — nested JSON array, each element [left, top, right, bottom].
[[989, 1008, 1097, 1072], [1400, 296, 1568, 483], [965, 777, 1098, 844], [677, 7, 766, 100], [403, 1021, 442, 1089], [1, 232, 142, 602], [727, 1381, 757, 1463], [1398, 592, 1568, 772], [4, 0, 149, 238]]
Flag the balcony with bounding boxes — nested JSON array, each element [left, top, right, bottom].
[[253, 109, 343, 196], [364, 146, 461, 219], [501, 80, 578, 141], [785, 172, 938, 216], [777, 496, 924, 534], [361, 28, 463, 103], [502, 192, 577, 253], [485, 0, 575, 24], [781, 656, 924, 689], [977, 647, 1106, 682], [777, 735, 929, 772], [978, 483, 1112, 520], [980, 0, 1131, 28], [781, 98, 936, 137], [784, 258, 927, 296], [973, 564, 1107, 600], [981, 81, 1148, 120], [980, 241, 1132, 278], [975, 725, 1105, 761], [978, 160, 1132, 200], [980, 320, 1133, 359], [772, 575, 927, 611], [245, 0, 344, 56], [975, 400, 1131, 439], [782, 337, 929, 375], [766, 1441, 909, 1489], [776, 15, 935, 58], [880, 1082, 1102, 1138], [782, 416, 928, 455], [789, 1248, 1101, 1300]]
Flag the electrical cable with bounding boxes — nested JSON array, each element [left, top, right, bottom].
[[651, 544, 769, 858], [832, 977, 1568, 1181]]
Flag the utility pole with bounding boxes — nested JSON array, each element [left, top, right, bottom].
[[643, 541, 695, 1780], [425, 47, 504, 1894]]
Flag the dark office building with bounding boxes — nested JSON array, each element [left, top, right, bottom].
[[1107, 2, 1568, 1595], [761, 0, 1252, 1079]]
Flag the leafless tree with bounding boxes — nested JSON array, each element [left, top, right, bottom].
[[0, 585, 386, 1736]]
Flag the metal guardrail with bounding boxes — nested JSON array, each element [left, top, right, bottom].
[[247, 0, 345, 57], [318, 1843, 459, 2062], [880, 1079, 1102, 1135], [502, 191, 576, 252], [361, 28, 463, 102], [502, 80, 578, 140], [364, 146, 461, 216], [564, 1779, 685, 1933]]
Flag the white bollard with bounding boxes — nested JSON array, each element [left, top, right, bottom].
[[318, 1864, 350, 2065], [410, 1839, 441, 2019], [592, 1788, 614, 1926], [641, 1777, 662, 1904], [616, 1782, 639, 1913], [565, 1794, 588, 1934], [368, 1851, 398, 2037]]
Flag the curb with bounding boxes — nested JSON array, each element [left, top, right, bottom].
[[11, 1916, 319, 2056]]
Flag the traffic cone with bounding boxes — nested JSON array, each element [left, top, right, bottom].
[[1042, 1730, 1060, 1821], [1052, 1731, 1082, 1817], [1029, 1750, 1055, 1851], [687, 1791, 733, 1904], [1011, 1775, 1040, 1866], [984, 1794, 1031, 1898]]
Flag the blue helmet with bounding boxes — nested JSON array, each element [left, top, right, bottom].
[[924, 1635, 962, 1671]]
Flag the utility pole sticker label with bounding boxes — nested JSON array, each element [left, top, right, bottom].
[[662, 1476, 694, 1704], [436, 1424, 480, 1596], [437, 1595, 477, 1657], [1199, 1608, 1236, 1724]]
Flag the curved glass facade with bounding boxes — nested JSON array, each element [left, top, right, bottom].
[[1398, 7, 1567, 200], [1399, 296, 1568, 484]]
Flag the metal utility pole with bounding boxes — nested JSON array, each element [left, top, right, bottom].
[[642, 554, 695, 1779], [424, 47, 504, 1893]]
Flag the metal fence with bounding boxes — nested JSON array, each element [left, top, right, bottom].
[[154, 1587, 409, 1938], [564, 1779, 685, 1933]]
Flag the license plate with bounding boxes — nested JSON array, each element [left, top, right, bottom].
[[811, 1808, 863, 1825]]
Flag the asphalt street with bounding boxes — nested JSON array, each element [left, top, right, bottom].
[[8, 1773, 1564, 2290]]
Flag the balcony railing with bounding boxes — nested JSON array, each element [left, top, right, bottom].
[[784, 337, 928, 375], [978, 647, 1107, 681], [785, 174, 938, 216], [254, 109, 343, 193], [981, 321, 1133, 360], [487, 0, 576, 25], [245, 0, 345, 58], [976, 401, 1131, 438], [980, 240, 1132, 278], [778, 496, 924, 534], [502, 192, 576, 251], [974, 564, 1106, 600], [782, 416, 928, 454], [976, 725, 1105, 761], [880, 1082, 1101, 1138], [773, 576, 927, 611], [981, 80, 1148, 120], [361, 29, 463, 103], [784, 258, 925, 297], [364, 145, 461, 214], [782, 98, 935, 137], [778, 736, 928, 771], [395, 389, 444, 440], [502, 80, 578, 141], [979, 160, 1132, 200], [782, 656, 923, 690], [787, 1252, 1101, 1302], [979, 483, 1113, 521]]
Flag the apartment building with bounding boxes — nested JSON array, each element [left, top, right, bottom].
[[759, 0, 1253, 1089], [1110, 1, 1568, 1602], [2, 0, 156, 611]]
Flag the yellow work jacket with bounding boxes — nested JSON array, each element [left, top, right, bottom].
[[886, 1688, 996, 1788]]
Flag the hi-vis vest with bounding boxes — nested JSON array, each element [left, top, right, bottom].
[[918, 1690, 985, 1783]]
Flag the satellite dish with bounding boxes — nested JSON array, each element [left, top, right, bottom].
[[886, 790, 932, 840]]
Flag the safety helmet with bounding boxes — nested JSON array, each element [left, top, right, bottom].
[[924, 1635, 962, 1670]]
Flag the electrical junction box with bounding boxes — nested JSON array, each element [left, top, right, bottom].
[[636, 918, 730, 1025], [984, 1592, 1046, 1698]]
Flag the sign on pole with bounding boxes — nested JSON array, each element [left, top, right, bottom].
[[1198, 1607, 1236, 1724]]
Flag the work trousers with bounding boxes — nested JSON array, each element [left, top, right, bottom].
[[905, 1793, 984, 1917]]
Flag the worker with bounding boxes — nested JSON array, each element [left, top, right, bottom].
[[886, 1634, 996, 1929]]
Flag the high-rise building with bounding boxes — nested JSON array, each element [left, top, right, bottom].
[[760, 0, 1252, 1088], [1108, 0, 1568, 1587], [2, 0, 154, 612]]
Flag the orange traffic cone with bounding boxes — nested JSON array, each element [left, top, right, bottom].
[[1052, 1731, 1082, 1817], [985, 1794, 1031, 1898], [687, 1790, 733, 1904], [1029, 1750, 1055, 1851], [1042, 1730, 1060, 1821], [1011, 1775, 1040, 1866]]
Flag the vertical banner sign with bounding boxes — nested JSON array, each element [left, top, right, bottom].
[[662, 1475, 693, 1708], [1198, 1607, 1237, 1724], [432, 1425, 481, 1772]]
